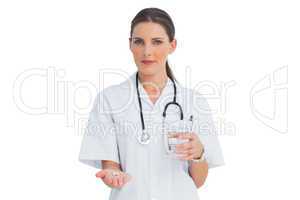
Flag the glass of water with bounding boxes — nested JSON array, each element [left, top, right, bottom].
[[163, 115, 194, 159]]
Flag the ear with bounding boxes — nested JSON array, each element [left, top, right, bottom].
[[129, 37, 132, 51], [169, 38, 177, 54]]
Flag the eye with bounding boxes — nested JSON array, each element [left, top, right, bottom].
[[153, 40, 162, 45], [133, 39, 143, 45]]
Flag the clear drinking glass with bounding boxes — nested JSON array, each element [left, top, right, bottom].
[[163, 115, 194, 159]]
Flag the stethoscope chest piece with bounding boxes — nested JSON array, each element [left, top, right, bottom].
[[138, 130, 151, 145]]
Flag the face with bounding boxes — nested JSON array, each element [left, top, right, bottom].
[[129, 22, 176, 76]]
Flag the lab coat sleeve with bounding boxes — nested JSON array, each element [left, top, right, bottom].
[[192, 91, 225, 169], [78, 91, 120, 169]]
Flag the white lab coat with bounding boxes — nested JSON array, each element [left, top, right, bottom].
[[79, 71, 225, 200]]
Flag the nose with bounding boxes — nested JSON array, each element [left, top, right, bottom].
[[143, 44, 153, 57]]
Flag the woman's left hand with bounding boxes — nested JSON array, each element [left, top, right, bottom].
[[169, 132, 204, 160]]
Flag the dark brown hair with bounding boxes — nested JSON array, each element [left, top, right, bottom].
[[130, 7, 176, 81]]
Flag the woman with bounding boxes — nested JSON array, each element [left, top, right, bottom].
[[79, 7, 225, 200]]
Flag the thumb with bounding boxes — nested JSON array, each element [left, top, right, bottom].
[[125, 173, 132, 182], [95, 170, 107, 179]]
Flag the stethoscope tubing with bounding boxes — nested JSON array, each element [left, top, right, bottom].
[[135, 71, 185, 144]]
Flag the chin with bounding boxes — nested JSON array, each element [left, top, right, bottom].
[[138, 68, 157, 77]]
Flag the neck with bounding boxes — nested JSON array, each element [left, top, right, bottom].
[[138, 71, 169, 92]]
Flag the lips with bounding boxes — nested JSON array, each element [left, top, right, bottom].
[[142, 60, 155, 65]]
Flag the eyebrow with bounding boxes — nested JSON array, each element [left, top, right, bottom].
[[131, 37, 164, 40]]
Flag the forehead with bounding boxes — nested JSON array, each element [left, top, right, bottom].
[[132, 22, 168, 39]]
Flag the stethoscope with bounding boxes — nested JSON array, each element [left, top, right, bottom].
[[135, 71, 186, 145]]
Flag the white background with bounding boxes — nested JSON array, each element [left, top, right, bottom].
[[0, 0, 299, 199]]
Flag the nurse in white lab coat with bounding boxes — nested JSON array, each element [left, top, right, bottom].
[[79, 7, 225, 200]]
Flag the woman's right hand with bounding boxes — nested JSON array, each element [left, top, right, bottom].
[[95, 169, 131, 188]]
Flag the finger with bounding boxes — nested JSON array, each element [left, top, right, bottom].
[[95, 170, 107, 179], [112, 176, 118, 187], [177, 133, 196, 140], [118, 175, 124, 187], [177, 149, 198, 160], [115, 174, 125, 187], [176, 153, 190, 160], [176, 148, 192, 155], [169, 132, 188, 137], [189, 149, 198, 156], [176, 142, 193, 151], [122, 173, 131, 185], [187, 154, 196, 160], [124, 173, 132, 184], [104, 175, 113, 185], [168, 132, 181, 138], [182, 154, 196, 161], [186, 150, 200, 160]]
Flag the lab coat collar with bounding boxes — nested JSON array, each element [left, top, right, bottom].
[[129, 71, 174, 108]]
